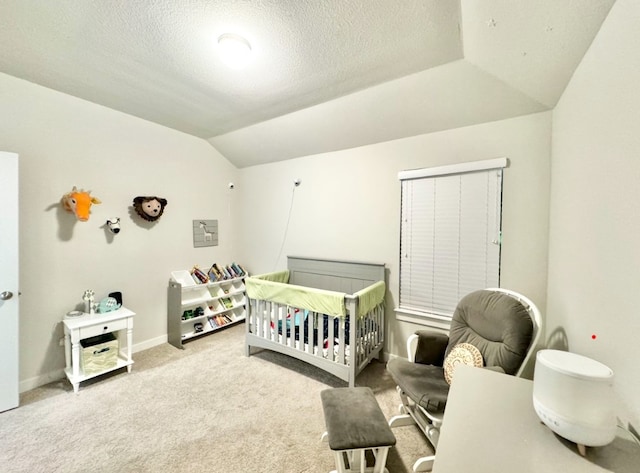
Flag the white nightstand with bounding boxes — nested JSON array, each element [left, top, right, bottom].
[[62, 307, 135, 393]]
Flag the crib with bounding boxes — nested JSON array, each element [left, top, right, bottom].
[[245, 257, 386, 387]]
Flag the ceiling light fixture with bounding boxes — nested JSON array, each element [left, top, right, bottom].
[[217, 33, 252, 69]]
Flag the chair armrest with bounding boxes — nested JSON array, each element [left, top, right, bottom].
[[410, 330, 449, 366]]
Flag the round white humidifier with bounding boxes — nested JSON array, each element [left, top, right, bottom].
[[533, 349, 616, 450]]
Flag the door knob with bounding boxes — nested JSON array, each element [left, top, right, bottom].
[[0, 291, 14, 300]]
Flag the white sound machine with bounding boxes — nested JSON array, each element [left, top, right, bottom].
[[533, 349, 616, 454]]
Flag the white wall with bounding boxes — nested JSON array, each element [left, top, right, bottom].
[[238, 112, 551, 358], [548, 0, 640, 426], [0, 71, 551, 390], [0, 73, 240, 390]]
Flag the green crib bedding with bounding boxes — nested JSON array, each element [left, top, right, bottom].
[[245, 271, 385, 318]]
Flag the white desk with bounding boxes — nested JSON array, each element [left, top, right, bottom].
[[432, 365, 639, 473], [63, 307, 135, 393]]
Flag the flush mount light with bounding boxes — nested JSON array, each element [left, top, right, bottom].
[[217, 33, 252, 68]]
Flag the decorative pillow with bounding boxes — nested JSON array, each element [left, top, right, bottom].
[[443, 343, 484, 385]]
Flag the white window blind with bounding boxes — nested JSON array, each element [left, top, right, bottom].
[[398, 158, 506, 322]]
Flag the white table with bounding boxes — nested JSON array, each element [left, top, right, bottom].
[[62, 307, 135, 393], [432, 365, 639, 473]]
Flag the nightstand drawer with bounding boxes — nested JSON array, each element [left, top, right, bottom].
[[79, 318, 128, 339]]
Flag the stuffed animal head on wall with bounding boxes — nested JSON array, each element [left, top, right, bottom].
[[133, 196, 168, 222], [106, 217, 121, 234], [61, 186, 102, 221]]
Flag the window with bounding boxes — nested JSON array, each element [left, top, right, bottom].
[[397, 158, 506, 328]]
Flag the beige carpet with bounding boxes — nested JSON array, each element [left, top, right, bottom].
[[0, 324, 431, 472]]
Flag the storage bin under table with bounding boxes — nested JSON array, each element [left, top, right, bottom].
[[80, 333, 119, 375], [62, 307, 135, 393]]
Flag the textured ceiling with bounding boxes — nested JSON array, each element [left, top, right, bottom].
[[0, 0, 615, 167]]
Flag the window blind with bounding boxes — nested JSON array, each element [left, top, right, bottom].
[[398, 159, 505, 319]]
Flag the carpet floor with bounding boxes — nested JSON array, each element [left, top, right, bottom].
[[0, 324, 431, 472]]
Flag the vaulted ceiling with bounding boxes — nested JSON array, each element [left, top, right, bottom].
[[0, 1, 615, 167]]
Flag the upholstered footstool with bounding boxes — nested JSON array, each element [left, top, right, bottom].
[[321, 387, 396, 473]]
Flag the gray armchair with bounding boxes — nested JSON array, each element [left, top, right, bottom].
[[386, 288, 542, 472]]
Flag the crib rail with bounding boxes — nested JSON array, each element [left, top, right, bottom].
[[345, 295, 385, 373], [245, 294, 384, 387]]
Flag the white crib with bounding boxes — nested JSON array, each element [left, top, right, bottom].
[[245, 257, 386, 387]]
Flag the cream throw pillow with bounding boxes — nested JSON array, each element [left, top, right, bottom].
[[444, 343, 484, 385]]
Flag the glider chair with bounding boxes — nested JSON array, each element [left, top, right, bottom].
[[386, 288, 542, 472]]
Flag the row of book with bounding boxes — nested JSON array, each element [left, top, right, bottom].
[[208, 314, 233, 328], [209, 262, 246, 281], [190, 262, 247, 284]]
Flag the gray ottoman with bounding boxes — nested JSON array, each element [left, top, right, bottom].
[[321, 387, 396, 473]]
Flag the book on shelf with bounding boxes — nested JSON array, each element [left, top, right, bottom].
[[226, 265, 238, 278], [213, 263, 226, 280], [231, 262, 246, 277], [208, 263, 223, 281], [221, 297, 233, 309], [206, 262, 247, 281], [208, 314, 233, 328], [190, 266, 209, 284]]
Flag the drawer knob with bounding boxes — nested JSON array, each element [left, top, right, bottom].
[[103, 326, 108, 330]]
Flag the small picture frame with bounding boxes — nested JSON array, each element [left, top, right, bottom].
[[193, 220, 218, 247]]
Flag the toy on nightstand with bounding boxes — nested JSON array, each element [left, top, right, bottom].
[[98, 297, 121, 313], [82, 289, 96, 314]]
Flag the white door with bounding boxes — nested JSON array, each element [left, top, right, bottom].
[[0, 151, 19, 412]]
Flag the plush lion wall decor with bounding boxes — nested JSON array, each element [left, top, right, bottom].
[[133, 196, 168, 222]]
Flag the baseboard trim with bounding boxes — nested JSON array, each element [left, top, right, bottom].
[[383, 352, 397, 362], [133, 334, 167, 353], [20, 369, 66, 393], [19, 334, 168, 393]]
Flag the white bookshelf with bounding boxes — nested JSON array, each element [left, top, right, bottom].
[[167, 269, 246, 349]]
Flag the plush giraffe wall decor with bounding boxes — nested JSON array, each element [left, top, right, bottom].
[[61, 186, 102, 221]]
